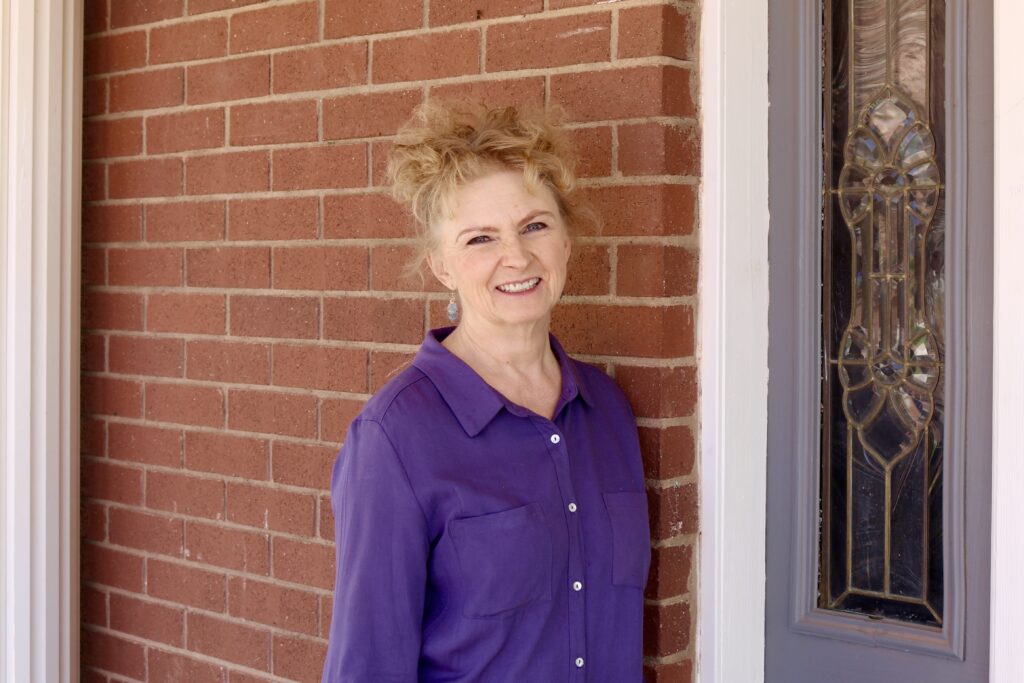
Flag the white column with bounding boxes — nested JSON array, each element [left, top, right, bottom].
[[698, 1, 770, 682], [989, 1, 1024, 680], [0, 1, 82, 681]]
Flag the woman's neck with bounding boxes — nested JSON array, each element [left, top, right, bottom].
[[442, 317, 556, 381]]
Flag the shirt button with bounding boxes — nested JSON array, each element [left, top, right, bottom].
[[568, 502, 577, 512], [550, 434, 561, 444], [572, 580, 583, 591], [575, 657, 585, 668]]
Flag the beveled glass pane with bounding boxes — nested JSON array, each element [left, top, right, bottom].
[[820, 0, 945, 627]]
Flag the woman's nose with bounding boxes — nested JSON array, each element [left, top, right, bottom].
[[500, 235, 531, 266]]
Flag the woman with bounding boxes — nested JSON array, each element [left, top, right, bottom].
[[322, 103, 650, 682]]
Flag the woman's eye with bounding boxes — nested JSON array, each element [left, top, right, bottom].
[[466, 235, 491, 245], [524, 222, 548, 233]]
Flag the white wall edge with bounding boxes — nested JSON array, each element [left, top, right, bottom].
[[0, 1, 82, 681], [988, 1, 1024, 680], [697, 1, 770, 682]]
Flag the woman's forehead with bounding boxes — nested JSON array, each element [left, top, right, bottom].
[[443, 170, 559, 225]]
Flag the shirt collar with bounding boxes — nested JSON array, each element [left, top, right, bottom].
[[412, 327, 593, 437]]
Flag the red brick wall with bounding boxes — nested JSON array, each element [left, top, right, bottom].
[[80, 1, 700, 680]]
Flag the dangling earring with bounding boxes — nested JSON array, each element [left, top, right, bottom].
[[446, 290, 459, 322]]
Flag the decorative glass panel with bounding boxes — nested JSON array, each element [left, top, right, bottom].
[[820, 0, 945, 626]]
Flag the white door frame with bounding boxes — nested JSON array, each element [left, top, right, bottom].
[[698, 1, 1023, 682], [0, 1, 82, 681]]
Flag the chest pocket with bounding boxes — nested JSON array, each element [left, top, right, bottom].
[[603, 491, 652, 589], [448, 502, 552, 618]]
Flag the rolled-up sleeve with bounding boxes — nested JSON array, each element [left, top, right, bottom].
[[322, 418, 429, 683]]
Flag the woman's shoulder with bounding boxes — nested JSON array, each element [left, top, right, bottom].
[[354, 361, 445, 428]]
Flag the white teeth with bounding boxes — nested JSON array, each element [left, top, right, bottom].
[[497, 277, 540, 293]]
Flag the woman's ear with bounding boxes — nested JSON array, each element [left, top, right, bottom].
[[426, 250, 454, 291]]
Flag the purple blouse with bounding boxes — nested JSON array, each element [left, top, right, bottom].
[[321, 327, 650, 682]]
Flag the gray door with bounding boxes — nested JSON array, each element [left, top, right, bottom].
[[765, 0, 992, 681]]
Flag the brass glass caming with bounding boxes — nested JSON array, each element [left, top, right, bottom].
[[820, 0, 945, 626]]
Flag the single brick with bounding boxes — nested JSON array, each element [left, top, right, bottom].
[[187, 339, 270, 385], [84, 0, 108, 34], [374, 29, 479, 84], [147, 469, 225, 520], [323, 89, 422, 140], [228, 389, 318, 438], [551, 65, 696, 122], [186, 150, 269, 195], [486, 13, 610, 72], [184, 520, 269, 574], [187, 246, 270, 288], [273, 43, 367, 94], [148, 649, 228, 683], [230, 1, 318, 54], [273, 245, 368, 291], [110, 0, 182, 28], [271, 144, 367, 191], [84, 31, 146, 75], [81, 630, 145, 680], [325, 0, 421, 38], [272, 344, 368, 393], [228, 197, 318, 241], [108, 247, 183, 287], [82, 289, 145, 330], [147, 292, 226, 335], [81, 543, 144, 592], [187, 55, 269, 104], [108, 422, 182, 468], [567, 126, 612, 178], [226, 482, 316, 535], [230, 295, 319, 339], [109, 507, 184, 557], [81, 457, 143, 506], [187, 612, 270, 671], [81, 248, 105, 287], [147, 558, 226, 612], [563, 243, 611, 296], [82, 375, 143, 418], [145, 382, 225, 428], [82, 117, 143, 159], [370, 244, 442, 293], [272, 633, 329, 681], [147, 108, 226, 154], [185, 430, 269, 480], [614, 364, 697, 419], [82, 204, 141, 243], [617, 4, 695, 61], [578, 184, 696, 236], [271, 442, 336, 489], [230, 100, 318, 146], [228, 576, 318, 635], [81, 331, 106, 370], [638, 424, 696, 482], [430, 0, 540, 26], [150, 17, 227, 64], [642, 599, 691, 658], [323, 193, 411, 238], [323, 296, 424, 344], [271, 537, 334, 589], [146, 201, 225, 242], [108, 334, 184, 377], [618, 122, 700, 177], [109, 68, 184, 113], [553, 303, 694, 358], [429, 76, 545, 108], [616, 244, 698, 297], [109, 158, 183, 199], [109, 593, 184, 647], [645, 542, 693, 602], [83, 77, 107, 116], [82, 162, 105, 201]]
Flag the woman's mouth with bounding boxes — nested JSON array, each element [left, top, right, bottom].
[[496, 277, 541, 294]]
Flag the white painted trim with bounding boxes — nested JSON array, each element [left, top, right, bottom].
[[988, 1, 1024, 680], [0, 1, 82, 681], [697, 1, 770, 681]]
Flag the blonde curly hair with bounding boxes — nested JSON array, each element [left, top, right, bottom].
[[387, 101, 587, 279]]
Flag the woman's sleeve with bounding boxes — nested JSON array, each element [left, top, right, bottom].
[[321, 418, 429, 683]]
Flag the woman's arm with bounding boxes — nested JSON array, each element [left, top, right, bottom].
[[321, 418, 429, 683]]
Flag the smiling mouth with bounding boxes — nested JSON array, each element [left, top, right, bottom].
[[496, 277, 541, 293]]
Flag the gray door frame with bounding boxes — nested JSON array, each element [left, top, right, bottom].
[[763, 0, 992, 680]]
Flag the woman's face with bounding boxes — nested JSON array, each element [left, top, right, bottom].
[[428, 169, 572, 333]]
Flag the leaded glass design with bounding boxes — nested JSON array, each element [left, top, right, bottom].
[[820, 0, 946, 626]]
